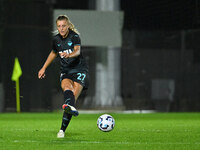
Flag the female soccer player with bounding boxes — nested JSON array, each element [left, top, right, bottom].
[[38, 15, 89, 138]]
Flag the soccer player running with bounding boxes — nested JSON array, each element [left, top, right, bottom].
[[38, 15, 89, 138]]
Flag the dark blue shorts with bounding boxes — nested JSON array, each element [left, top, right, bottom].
[[60, 72, 89, 90]]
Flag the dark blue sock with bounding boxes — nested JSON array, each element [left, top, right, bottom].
[[60, 90, 75, 131], [64, 90, 75, 106], [61, 112, 72, 132]]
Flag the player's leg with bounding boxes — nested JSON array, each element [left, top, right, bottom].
[[61, 78, 80, 116], [73, 81, 83, 102], [57, 79, 84, 138], [59, 81, 83, 126], [57, 79, 74, 138]]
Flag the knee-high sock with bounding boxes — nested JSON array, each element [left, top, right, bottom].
[[61, 112, 72, 132], [60, 90, 75, 131], [63, 90, 75, 107]]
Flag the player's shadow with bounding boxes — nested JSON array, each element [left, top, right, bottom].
[[53, 132, 91, 143], [50, 131, 84, 138], [64, 131, 84, 137]]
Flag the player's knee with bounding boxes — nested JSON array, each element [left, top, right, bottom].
[[62, 85, 73, 92], [61, 83, 73, 91], [61, 79, 74, 91]]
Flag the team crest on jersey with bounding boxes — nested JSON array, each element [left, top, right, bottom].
[[68, 41, 72, 46]]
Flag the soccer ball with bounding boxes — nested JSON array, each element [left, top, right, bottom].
[[97, 114, 115, 132]]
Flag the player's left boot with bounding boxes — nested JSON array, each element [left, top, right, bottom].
[[57, 130, 65, 138], [62, 104, 79, 117]]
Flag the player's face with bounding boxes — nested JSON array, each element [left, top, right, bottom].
[[56, 20, 69, 38]]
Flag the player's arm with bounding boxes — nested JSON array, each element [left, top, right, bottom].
[[38, 50, 58, 79], [60, 34, 81, 58], [60, 45, 80, 58], [69, 45, 80, 58]]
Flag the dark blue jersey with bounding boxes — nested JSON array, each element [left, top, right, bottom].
[[52, 30, 88, 74]]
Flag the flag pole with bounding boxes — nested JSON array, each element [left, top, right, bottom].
[[11, 57, 22, 113], [16, 78, 20, 113]]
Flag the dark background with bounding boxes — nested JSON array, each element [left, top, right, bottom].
[[1, 0, 200, 112]]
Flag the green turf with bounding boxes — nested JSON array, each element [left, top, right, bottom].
[[0, 112, 200, 150]]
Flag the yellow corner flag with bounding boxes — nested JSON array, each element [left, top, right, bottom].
[[11, 57, 22, 113], [11, 57, 22, 81]]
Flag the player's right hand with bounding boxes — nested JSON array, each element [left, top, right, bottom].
[[59, 52, 69, 58], [38, 68, 46, 79]]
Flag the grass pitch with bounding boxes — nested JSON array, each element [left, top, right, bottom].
[[0, 112, 200, 150]]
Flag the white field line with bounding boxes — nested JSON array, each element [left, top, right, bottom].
[[79, 110, 156, 114], [11, 140, 200, 145], [12, 140, 129, 144]]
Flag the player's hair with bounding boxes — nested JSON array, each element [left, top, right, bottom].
[[56, 15, 80, 35]]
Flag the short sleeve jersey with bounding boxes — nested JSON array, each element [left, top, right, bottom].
[[52, 30, 88, 74]]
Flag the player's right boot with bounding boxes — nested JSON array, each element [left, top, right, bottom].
[[57, 130, 65, 138], [62, 104, 79, 117]]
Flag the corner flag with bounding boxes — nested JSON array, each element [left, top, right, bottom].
[[11, 57, 22, 113], [11, 58, 22, 81]]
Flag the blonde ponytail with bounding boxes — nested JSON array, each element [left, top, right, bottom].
[[68, 21, 80, 35]]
